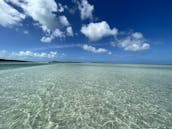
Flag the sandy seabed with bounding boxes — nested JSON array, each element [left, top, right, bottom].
[[0, 63, 172, 129]]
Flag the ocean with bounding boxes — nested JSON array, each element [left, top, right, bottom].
[[0, 63, 171, 129]]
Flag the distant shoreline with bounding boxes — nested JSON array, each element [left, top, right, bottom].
[[0, 59, 31, 62], [0, 59, 171, 65]]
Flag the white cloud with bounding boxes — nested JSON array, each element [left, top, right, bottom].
[[82, 44, 111, 54], [59, 16, 70, 27], [40, 36, 53, 43], [81, 21, 118, 41], [40, 18, 72, 42], [78, 0, 94, 20], [66, 26, 74, 36], [6, 0, 58, 31], [0, 0, 25, 27], [12, 51, 57, 58], [117, 32, 150, 51], [58, 3, 65, 12], [0, 0, 151, 53], [53, 28, 65, 38], [132, 32, 143, 39], [2, 0, 72, 42], [41, 28, 65, 43], [0, 50, 58, 59]]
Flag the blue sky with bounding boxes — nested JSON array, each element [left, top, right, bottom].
[[0, 0, 172, 64]]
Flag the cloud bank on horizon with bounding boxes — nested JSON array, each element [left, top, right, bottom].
[[0, 0, 151, 60], [0, 50, 62, 60]]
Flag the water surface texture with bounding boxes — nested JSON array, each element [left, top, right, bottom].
[[0, 63, 172, 129]]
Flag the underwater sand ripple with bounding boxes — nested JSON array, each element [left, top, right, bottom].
[[0, 64, 172, 129]]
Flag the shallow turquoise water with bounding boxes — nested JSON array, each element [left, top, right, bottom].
[[0, 62, 46, 70], [0, 63, 172, 129]]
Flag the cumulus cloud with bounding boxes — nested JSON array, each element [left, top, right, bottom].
[[5, 0, 58, 31], [41, 28, 66, 43], [40, 36, 54, 43], [132, 32, 143, 39], [39, 15, 71, 42], [1, 0, 72, 42], [58, 3, 65, 12], [0, 50, 58, 59], [53, 28, 65, 38], [0, 0, 25, 27], [78, 0, 94, 20], [66, 26, 74, 36], [0, 0, 151, 52], [59, 16, 70, 27], [12, 51, 57, 58], [82, 44, 111, 54], [117, 32, 150, 51], [81, 21, 118, 41]]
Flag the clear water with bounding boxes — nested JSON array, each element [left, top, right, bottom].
[[0, 62, 46, 70], [0, 63, 172, 129]]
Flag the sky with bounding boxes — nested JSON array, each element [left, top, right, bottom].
[[0, 0, 172, 64]]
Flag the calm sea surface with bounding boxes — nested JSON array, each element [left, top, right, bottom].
[[0, 63, 172, 129]]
